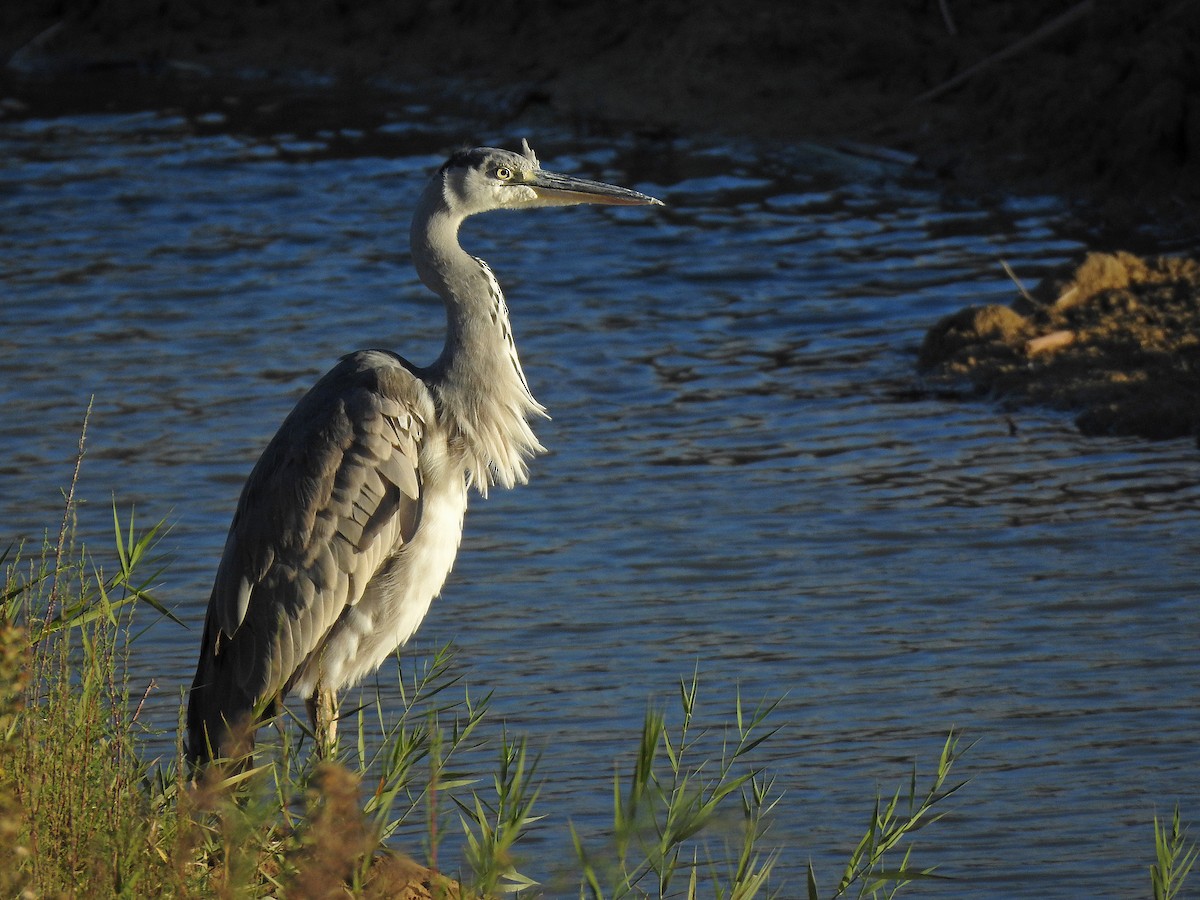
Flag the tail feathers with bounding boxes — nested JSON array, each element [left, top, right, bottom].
[[186, 672, 259, 768], [186, 616, 268, 768]]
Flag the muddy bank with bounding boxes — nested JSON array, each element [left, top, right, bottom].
[[919, 252, 1200, 440], [2, 1, 1198, 222]]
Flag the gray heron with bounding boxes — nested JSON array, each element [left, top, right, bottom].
[[186, 141, 662, 764]]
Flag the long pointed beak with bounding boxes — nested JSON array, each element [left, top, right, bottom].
[[528, 170, 663, 207]]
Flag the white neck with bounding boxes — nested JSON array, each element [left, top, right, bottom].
[[410, 181, 547, 494]]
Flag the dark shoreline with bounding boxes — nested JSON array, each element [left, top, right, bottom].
[[3, 1, 1198, 239]]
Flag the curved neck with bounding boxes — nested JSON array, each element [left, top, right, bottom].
[[410, 187, 478, 323], [409, 177, 546, 493]]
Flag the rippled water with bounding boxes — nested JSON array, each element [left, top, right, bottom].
[[2, 77, 1197, 897]]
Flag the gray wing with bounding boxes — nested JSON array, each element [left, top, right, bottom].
[[187, 350, 429, 760]]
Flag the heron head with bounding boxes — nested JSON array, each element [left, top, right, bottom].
[[438, 139, 662, 217]]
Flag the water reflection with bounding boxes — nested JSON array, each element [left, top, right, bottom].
[[0, 88, 1196, 897]]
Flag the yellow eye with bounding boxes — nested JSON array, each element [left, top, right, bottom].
[[494, 166, 513, 181]]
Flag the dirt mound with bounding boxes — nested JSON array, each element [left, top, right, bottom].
[[920, 252, 1200, 439]]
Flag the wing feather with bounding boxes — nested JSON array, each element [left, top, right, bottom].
[[187, 350, 430, 760]]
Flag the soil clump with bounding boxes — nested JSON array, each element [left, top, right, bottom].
[[920, 252, 1200, 440]]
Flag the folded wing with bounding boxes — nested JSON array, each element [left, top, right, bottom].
[[187, 351, 429, 761]]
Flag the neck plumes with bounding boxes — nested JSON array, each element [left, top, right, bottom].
[[411, 195, 547, 495]]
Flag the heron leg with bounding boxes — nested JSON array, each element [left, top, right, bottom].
[[305, 688, 339, 757]]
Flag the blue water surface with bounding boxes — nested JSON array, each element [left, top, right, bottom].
[[1, 81, 1196, 897]]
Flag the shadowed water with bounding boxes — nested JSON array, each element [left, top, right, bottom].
[[1, 81, 1197, 897]]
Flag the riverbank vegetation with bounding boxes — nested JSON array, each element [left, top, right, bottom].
[[1, 450, 1192, 897]]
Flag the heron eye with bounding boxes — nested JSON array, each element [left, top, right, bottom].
[[494, 166, 513, 181]]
